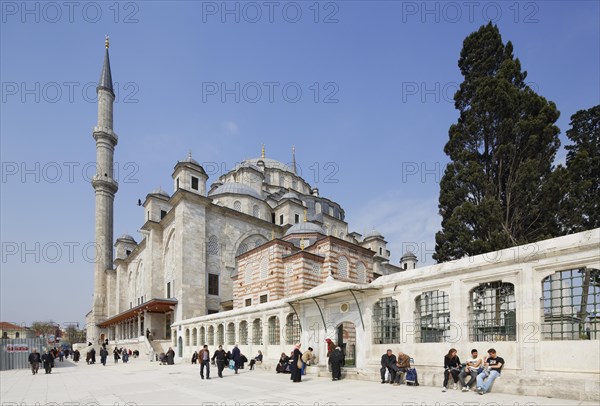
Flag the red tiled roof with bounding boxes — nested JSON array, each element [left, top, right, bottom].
[[0, 322, 29, 331]]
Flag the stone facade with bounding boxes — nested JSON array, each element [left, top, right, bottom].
[[172, 229, 600, 402]]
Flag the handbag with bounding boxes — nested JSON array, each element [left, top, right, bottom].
[[297, 359, 303, 369]]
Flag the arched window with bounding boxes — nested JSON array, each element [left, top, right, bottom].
[[470, 281, 516, 342], [207, 326, 215, 345], [217, 324, 224, 345], [415, 290, 450, 343], [337, 256, 349, 279], [285, 313, 301, 345], [356, 262, 366, 283], [227, 323, 235, 345], [185, 328, 190, 346], [542, 268, 600, 340], [239, 321, 248, 345], [233, 200, 242, 211], [207, 235, 219, 256], [268, 316, 280, 345], [237, 243, 249, 256], [252, 318, 263, 345], [199, 326, 205, 345], [260, 257, 269, 279], [372, 297, 400, 344], [253, 205, 259, 217], [192, 328, 197, 346]]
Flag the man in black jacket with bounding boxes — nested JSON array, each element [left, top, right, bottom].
[[380, 349, 397, 384], [211, 345, 227, 378], [28, 349, 41, 375], [41, 350, 54, 374]]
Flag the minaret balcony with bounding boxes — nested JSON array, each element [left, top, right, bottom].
[[93, 126, 119, 145], [92, 175, 119, 194]]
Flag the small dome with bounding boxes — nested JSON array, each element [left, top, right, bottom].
[[285, 221, 325, 236], [209, 182, 262, 200], [364, 229, 383, 239], [117, 234, 136, 243], [281, 190, 300, 200], [180, 152, 200, 166], [401, 251, 417, 260], [150, 187, 170, 197]]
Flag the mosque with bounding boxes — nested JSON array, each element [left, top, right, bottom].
[[85, 40, 599, 401]]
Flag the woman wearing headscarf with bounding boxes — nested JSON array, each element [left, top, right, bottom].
[[330, 346, 345, 381], [325, 338, 335, 371], [290, 343, 303, 382]]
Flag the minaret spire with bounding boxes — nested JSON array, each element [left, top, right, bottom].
[[98, 35, 114, 97], [292, 145, 297, 174]]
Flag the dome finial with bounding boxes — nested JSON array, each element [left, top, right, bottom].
[[303, 208, 308, 222], [261, 144, 265, 159], [188, 149, 193, 159], [105, 34, 109, 49]]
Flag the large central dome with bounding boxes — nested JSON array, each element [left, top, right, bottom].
[[240, 157, 294, 173]]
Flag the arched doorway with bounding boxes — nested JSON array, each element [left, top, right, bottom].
[[178, 336, 183, 358], [336, 321, 356, 367]]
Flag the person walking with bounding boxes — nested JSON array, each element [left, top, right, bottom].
[[199, 345, 211, 379], [122, 348, 129, 363], [113, 347, 120, 364], [41, 350, 54, 374], [232, 344, 241, 374], [330, 346, 344, 381], [100, 347, 108, 366], [73, 349, 80, 362], [290, 343, 303, 383], [166, 347, 175, 365], [28, 349, 41, 375], [212, 345, 227, 378]]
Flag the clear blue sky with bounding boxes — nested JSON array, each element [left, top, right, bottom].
[[1, 1, 599, 327]]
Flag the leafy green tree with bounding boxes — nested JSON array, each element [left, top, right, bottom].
[[558, 105, 600, 234], [434, 23, 561, 262]]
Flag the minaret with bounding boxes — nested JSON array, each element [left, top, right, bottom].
[[89, 36, 118, 342], [292, 145, 297, 174]]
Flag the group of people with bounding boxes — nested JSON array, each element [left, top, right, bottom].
[[380, 350, 414, 386], [192, 344, 250, 379], [276, 340, 344, 382], [441, 348, 505, 395]]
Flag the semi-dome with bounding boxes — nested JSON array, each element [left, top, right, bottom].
[[150, 187, 170, 197], [209, 182, 262, 200], [281, 190, 300, 200], [285, 221, 326, 236]]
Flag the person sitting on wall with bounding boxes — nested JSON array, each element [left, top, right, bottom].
[[393, 352, 411, 385], [442, 348, 462, 392], [276, 352, 290, 373], [459, 349, 482, 392], [249, 350, 262, 370], [476, 348, 505, 395], [239, 353, 248, 369], [380, 349, 397, 384]]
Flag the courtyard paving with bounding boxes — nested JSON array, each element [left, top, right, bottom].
[[0, 357, 594, 406]]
